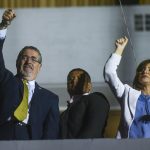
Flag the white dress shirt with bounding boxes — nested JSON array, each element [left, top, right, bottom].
[[0, 28, 7, 39]]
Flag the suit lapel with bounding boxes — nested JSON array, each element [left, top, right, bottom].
[[28, 82, 41, 124], [13, 77, 24, 110]]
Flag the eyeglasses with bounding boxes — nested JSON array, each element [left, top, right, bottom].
[[21, 55, 41, 64]]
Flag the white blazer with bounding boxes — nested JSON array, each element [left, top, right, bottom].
[[104, 53, 141, 138]]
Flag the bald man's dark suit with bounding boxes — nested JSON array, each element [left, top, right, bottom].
[[0, 38, 60, 140]]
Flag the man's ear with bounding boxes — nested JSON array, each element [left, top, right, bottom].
[[38, 64, 42, 72]]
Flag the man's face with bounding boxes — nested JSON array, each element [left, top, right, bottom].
[[18, 49, 41, 81]]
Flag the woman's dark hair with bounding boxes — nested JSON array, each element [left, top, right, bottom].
[[67, 68, 91, 96], [133, 59, 150, 90]]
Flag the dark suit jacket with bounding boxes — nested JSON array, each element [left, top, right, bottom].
[[60, 92, 110, 139], [0, 38, 60, 140]]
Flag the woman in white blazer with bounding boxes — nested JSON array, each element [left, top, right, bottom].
[[104, 37, 150, 138]]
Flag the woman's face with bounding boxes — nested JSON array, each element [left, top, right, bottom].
[[138, 63, 150, 86]]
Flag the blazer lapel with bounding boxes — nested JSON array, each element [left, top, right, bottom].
[[28, 83, 41, 124], [13, 77, 24, 110]]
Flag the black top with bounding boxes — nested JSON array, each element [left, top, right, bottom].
[[60, 92, 110, 139]]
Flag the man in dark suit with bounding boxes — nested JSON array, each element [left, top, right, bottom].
[[60, 68, 110, 139], [0, 9, 60, 140]]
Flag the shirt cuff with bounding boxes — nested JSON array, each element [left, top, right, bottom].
[[0, 29, 7, 39]]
